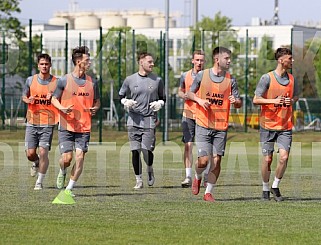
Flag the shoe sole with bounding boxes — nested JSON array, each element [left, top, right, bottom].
[[181, 183, 191, 188], [270, 189, 284, 202]]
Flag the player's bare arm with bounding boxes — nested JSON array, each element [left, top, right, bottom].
[[51, 96, 74, 114], [187, 91, 210, 110], [253, 95, 285, 106], [90, 99, 101, 116]]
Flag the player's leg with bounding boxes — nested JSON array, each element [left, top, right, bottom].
[[260, 128, 276, 200], [34, 127, 54, 190], [192, 125, 211, 195], [25, 126, 39, 177], [128, 126, 143, 189], [142, 128, 156, 186], [271, 130, 292, 201], [203, 130, 226, 202], [181, 117, 195, 187], [65, 132, 90, 193], [56, 129, 74, 189]]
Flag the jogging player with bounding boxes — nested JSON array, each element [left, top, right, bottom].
[[51, 46, 100, 197], [119, 51, 165, 189], [22, 53, 58, 190], [253, 47, 299, 202], [187, 46, 242, 202], [178, 50, 210, 188]]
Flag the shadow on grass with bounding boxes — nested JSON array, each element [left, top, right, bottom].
[[76, 192, 161, 197]]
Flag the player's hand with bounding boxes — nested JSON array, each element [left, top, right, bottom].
[[284, 97, 291, 106], [46, 93, 53, 100], [228, 95, 236, 104], [121, 98, 137, 110], [28, 96, 35, 104], [149, 100, 164, 112], [274, 96, 284, 106], [89, 106, 98, 116], [198, 99, 210, 110], [60, 105, 74, 114]]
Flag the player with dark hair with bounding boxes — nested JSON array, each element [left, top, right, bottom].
[[253, 47, 299, 202], [187, 46, 242, 202], [22, 53, 58, 190], [119, 51, 165, 189], [51, 46, 100, 196]]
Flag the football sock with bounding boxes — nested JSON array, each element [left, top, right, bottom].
[[36, 173, 45, 184], [135, 175, 142, 181], [272, 177, 281, 188], [262, 181, 270, 191], [186, 168, 192, 178], [205, 183, 214, 194], [66, 179, 76, 190], [59, 168, 67, 175]]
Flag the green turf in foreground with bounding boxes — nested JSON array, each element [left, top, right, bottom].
[[1, 131, 321, 244]]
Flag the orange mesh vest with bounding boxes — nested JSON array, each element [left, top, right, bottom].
[[26, 75, 58, 125], [260, 71, 294, 130], [183, 69, 198, 119], [196, 69, 231, 130], [59, 74, 94, 132]]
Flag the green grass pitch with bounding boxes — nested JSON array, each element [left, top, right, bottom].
[[1, 129, 321, 244]]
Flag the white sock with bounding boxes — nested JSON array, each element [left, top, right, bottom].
[[262, 181, 270, 191], [135, 175, 142, 181], [205, 183, 214, 194], [59, 168, 67, 175], [272, 177, 281, 188], [66, 179, 76, 190], [36, 173, 45, 184], [186, 168, 192, 178]]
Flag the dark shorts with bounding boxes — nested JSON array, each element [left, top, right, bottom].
[[181, 117, 196, 143], [260, 128, 292, 155], [25, 126, 54, 150], [195, 124, 227, 157], [128, 126, 156, 151], [58, 129, 90, 154]]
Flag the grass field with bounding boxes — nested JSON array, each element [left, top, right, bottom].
[[1, 129, 321, 244]]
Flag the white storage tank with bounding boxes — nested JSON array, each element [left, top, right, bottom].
[[74, 15, 100, 30], [101, 15, 125, 29], [126, 15, 153, 29], [48, 17, 73, 29], [153, 16, 176, 28]]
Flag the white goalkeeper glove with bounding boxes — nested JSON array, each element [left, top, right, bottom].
[[121, 98, 137, 110], [149, 100, 164, 112]]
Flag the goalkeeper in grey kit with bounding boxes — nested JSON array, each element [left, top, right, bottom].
[[119, 52, 166, 189]]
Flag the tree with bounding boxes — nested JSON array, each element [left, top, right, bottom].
[[0, 0, 24, 40], [182, 12, 237, 72], [96, 27, 177, 109]]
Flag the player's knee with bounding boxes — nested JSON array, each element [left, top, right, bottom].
[[27, 153, 37, 162], [62, 153, 73, 165], [198, 157, 208, 168], [132, 150, 140, 159]]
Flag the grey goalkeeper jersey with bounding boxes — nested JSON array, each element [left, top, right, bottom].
[[119, 72, 165, 129]]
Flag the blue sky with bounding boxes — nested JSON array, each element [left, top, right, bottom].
[[16, 0, 321, 26]]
